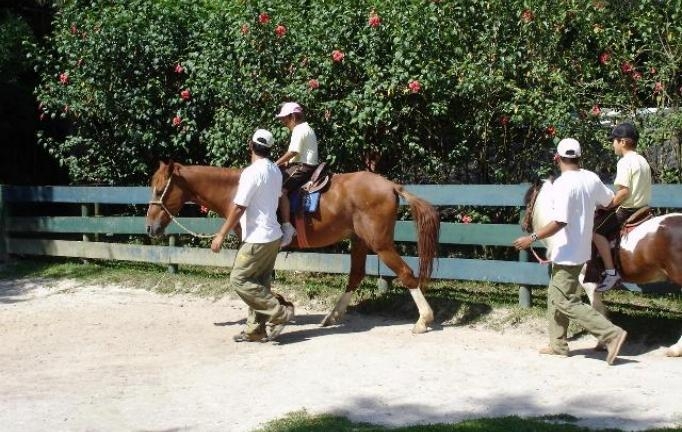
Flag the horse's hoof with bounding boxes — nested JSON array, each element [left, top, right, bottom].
[[320, 312, 338, 327], [665, 345, 682, 357], [412, 320, 430, 334]]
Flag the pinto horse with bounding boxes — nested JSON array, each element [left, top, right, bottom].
[[522, 179, 682, 357], [145, 160, 440, 333]]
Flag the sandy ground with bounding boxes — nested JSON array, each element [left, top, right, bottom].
[[1, 278, 682, 432]]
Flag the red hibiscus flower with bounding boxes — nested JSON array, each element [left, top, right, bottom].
[[174, 63, 184, 74], [368, 12, 381, 28], [499, 115, 509, 126], [546, 125, 556, 137], [308, 79, 320, 90], [521, 9, 534, 23], [275, 24, 287, 38], [598, 51, 610, 65], [241, 24, 250, 35], [180, 89, 191, 101], [591, 104, 601, 116], [59, 72, 69, 85], [172, 115, 182, 127], [620, 62, 633, 74], [332, 50, 345, 62], [408, 80, 421, 93], [258, 12, 270, 24]]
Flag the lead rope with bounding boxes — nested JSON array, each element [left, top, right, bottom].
[[149, 176, 216, 239]]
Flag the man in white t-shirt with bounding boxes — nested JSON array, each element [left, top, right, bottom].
[[593, 122, 652, 292], [514, 138, 627, 365], [211, 128, 294, 342], [274, 102, 319, 247]]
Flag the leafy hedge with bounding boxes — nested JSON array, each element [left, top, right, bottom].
[[32, 0, 682, 185]]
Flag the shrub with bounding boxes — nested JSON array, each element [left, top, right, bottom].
[[33, 0, 682, 185]]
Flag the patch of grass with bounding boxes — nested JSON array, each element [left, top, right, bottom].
[[255, 410, 681, 432], [2, 257, 681, 344]]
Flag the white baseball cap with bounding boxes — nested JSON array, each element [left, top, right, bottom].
[[251, 129, 274, 148], [556, 138, 581, 158], [275, 102, 303, 118]]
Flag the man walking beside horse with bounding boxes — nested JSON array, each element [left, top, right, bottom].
[[514, 138, 628, 365]]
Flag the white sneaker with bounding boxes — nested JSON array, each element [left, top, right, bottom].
[[280, 223, 296, 247], [596, 271, 621, 292]]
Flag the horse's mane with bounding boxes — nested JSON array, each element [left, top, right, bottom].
[[521, 176, 555, 233]]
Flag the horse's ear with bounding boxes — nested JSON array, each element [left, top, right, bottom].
[[166, 159, 175, 177]]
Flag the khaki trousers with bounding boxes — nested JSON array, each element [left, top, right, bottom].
[[547, 263, 621, 354], [230, 239, 288, 336]]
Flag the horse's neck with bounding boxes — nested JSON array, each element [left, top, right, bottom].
[[533, 182, 559, 254], [182, 165, 241, 216]]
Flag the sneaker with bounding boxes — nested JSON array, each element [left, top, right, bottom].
[[538, 346, 569, 357], [605, 329, 627, 365], [596, 271, 621, 292], [232, 331, 267, 343], [280, 222, 296, 248], [266, 304, 295, 341]]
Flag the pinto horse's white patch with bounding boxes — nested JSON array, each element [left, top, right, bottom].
[[620, 215, 670, 252]]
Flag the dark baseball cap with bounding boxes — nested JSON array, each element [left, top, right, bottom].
[[609, 122, 639, 141]]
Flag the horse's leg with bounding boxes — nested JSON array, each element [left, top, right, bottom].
[[579, 266, 607, 316], [662, 263, 682, 357], [320, 236, 369, 327], [579, 265, 608, 350], [375, 246, 434, 334], [666, 335, 682, 357]]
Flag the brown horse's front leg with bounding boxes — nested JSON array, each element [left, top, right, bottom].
[[321, 236, 369, 327]]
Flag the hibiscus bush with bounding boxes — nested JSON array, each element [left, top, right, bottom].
[[32, 0, 682, 185]]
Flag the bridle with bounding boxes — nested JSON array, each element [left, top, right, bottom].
[[148, 175, 215, 239]]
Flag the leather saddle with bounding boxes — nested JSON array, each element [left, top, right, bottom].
[[585, 207, 655, 283], [300, 162, 331, 194]]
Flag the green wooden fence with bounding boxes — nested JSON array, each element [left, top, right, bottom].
[[2, 184, 681, 305]]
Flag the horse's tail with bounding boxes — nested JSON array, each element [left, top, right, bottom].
[[394, 186, 440, 288]]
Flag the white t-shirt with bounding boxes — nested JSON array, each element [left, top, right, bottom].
[[549, 169, 614, 265], [288, 122, 318, 165], [233, 158, 283, 243], [614, 151, 652, 209]]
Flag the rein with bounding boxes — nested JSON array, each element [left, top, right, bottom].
[[148, 175, 216, 239]]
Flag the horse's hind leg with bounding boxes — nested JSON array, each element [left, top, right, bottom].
[[376, 247, 434, 334], [320, 236, 369, 327]]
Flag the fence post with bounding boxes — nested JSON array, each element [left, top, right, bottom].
[[0, 185, 7, 263], [81, 204, 90, 264], [93, 202, 100, 242], [518, 249, 532, 308], [167, 235, 178, 274]]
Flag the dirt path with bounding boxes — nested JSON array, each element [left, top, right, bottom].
[[1, 279, 681, 432]]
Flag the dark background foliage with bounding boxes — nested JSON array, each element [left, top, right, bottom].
[[2, 0, 681, 186]]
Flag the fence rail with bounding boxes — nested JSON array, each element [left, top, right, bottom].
[[2, 183, 681, 305]]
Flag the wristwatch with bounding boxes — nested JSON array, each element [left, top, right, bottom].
[[530, 232, 538, 242]]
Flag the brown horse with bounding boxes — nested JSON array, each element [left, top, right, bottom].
[[523, 179, 682, 357], [145, 161, 440, 333]]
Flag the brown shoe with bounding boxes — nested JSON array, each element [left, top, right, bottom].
[[539, 346, 568, 357], [232, 331, 267, 343], [266, 305, 295, 341], [605, 329, 627, 365]]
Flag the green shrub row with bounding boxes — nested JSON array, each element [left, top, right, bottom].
[[32, 0, 682, 185]]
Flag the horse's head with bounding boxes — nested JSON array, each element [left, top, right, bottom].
[[522, 177, 558, 254], [145, 160, 188, 237]]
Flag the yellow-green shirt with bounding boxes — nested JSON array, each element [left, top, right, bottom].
[[614, 151, 651, 208]]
